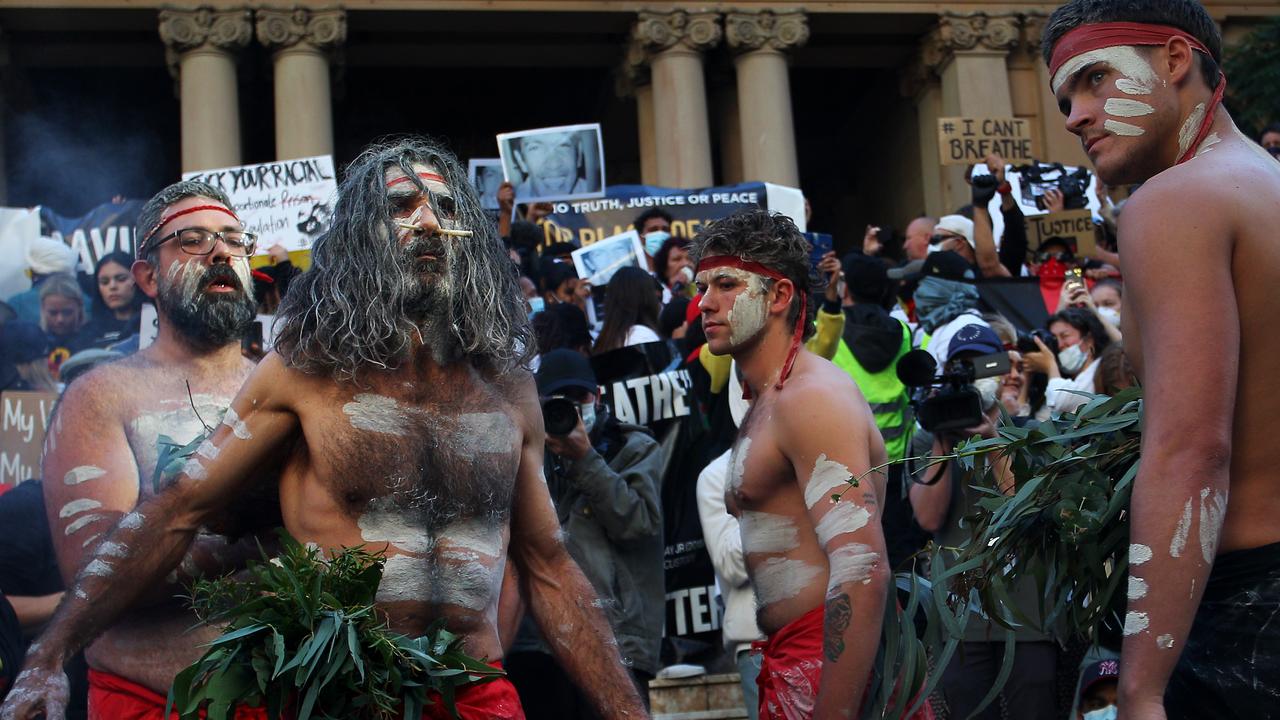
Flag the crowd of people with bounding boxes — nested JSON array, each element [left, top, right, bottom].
[[1, 0, 1278, 717]]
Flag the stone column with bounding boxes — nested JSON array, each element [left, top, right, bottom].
[[618, 45, 658, 185], [1021, 13, 1088, 167], [915, 12, 1020, 211], [159, 7, 252, 173], [256, 7, 346, 161], [725, 10, 807, 188], [631, 11, 720, 188]]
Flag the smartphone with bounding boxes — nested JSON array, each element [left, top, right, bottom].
[[1065, 268, 1085, 293]]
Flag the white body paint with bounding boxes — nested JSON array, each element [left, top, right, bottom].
[[1128, 575, 1149, 600], [343, 394, 414, 436], [1130, 543, 1153, 565], [1178, 103, 1207, 159], [1123, 610, 1150, 636], [1170, 498, 1193, 558], [805, 454, 852, 509], [59, 498, 103, 518], [63, 465, 106, 486], [83, 559, 114, 578], [458, 413, 515, 453], [438, 520, 504, 558], [1198, 488, 1228, 563], [119, 511, 145, 530], [753, 557, 822, 607], [730, 437, 751, 490], [706, 267, 769, 346], [1157, 634, 1175, 649], [358, 498, 434, 553], [1104, 98, 1156, 117], [1195, 132, 1222, 157], [1104, 120, 1145, 137], [826, 543, 878, 589], [1052, 45, 1157, 96], [63, 514, 106, 536], [376, 553, 496, 611], [740, 511, 800, 554], [196, 440, 220, 461], [814, 501, 871, 548], [81, 533, 102, 548], [98, 541, 130, 559], [181, 458, 208, 481], [221, 406, 253, 440]]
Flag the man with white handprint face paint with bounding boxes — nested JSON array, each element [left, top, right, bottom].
[[1044, 1, 1280, 718]]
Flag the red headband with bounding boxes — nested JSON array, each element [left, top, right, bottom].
[[696, 255, 806, 397], [387, 172, 447, 188], [141, 204, 241, 247], [1048, 22, 1225, 165]]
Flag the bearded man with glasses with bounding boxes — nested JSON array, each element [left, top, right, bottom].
[[11, 181, 272, 719]]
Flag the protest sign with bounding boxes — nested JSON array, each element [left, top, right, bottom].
[[1025, 209, 1098, 256], [183, 155, 336, 256], [1, 390, 58, 486], [497, 123, 605, 204], [570, 230, 645, 288], [41, 201, 143, 271], [938, 117, 1036, 166], [0, 208, 40, 299], [535, 181, 805, 251], [971, 163, 1102, 245]]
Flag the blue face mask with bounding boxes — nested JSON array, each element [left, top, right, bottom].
[[1082, 706, 1117, 720], [644, 230, 671, 257], [528, 297, 545, 319], [579, 402, 597, 433]]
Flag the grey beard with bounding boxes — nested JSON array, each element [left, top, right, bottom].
[[158, 272, 256, 348]]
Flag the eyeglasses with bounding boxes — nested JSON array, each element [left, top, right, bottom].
[[147, 227, 258, 257]]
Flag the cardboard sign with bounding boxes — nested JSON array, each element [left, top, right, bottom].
[[1, 391, 58, 486], [183, 155, 337, 255], [1024, 209, 1098, 257], [938, 117, 1036, 166]]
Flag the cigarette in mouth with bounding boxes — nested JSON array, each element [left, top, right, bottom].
[[396, 222, 472, 237]]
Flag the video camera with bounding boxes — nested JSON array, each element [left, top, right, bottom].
[[897, 349, 1011, 434], [1014, 162, 1092, 211], [541, 396, 581, 436]]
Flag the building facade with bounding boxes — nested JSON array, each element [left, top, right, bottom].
[[0, 1, 1272, 245]]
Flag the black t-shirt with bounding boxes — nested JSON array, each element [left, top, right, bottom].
[[0, 593, 23, 700], [0, 481, 64, 597]]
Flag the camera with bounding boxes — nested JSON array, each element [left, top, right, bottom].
[[1016, 328, 1058, 356], [541, 396, 580, 436], [1014, 162, 1092, 211], [897, 349, 1010, 434]]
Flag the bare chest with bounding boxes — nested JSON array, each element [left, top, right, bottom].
[[125, 392, 236, 497], [724, 403, 795, 516]]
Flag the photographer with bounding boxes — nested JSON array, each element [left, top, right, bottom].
[[1024, 308, 1112, 416], [506, 349, 665, 717], [907, 324, 1055, 720]]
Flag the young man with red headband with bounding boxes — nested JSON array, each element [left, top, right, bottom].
[[1044, 2, 1280, 718], [693, 209, 895, 719], [2, 139, 645, 720], [12, 180, 267, 719]]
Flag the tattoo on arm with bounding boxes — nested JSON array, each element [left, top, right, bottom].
[[824, 592, 852, 662]]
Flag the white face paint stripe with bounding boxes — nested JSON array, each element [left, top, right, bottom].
[[753, 557, 822, 607], [827, 543, 879, 589], [814, 501, 871, 548], [221, 407, 253, 440], [1051, 45, 1157, 95], [1104, 119, 1144, 137], [1129, 544, 1153, 565], [63, 466, 106, 486], [1128, 575, 1148, 600], [64, 514, 107, 536], [1103, 98, 1155, 117], [59, 499, 103, 518], [1123, 610, 1150, 636], [1170, 499, 1193, 558], [740, 511, 800, 555], [805, 454, 852, 509]]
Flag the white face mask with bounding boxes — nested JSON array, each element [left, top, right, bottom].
[[974, 376, 1001, 411], [1096, 306, 1120, 327], [1058, 343, 1088, 375], [579, 402, 597, 433]]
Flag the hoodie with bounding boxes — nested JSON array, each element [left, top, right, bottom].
[[842, 304, 907, 373]]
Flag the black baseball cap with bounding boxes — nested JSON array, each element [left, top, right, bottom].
[[1079, 658, 1119, 697], [535, 349, 598, 396], [841, 253, 891, 301], [888, 250, 974, 283]]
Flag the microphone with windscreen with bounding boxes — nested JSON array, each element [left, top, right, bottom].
[[896, 349, 939, 387]]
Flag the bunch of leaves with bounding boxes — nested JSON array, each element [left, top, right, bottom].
[[860, 387, 1142, 719], [1224, 16, 1280, 138], [167, 532, 502, 720]]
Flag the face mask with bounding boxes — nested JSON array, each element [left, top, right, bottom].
[[527, 296, 545, 319], [1096, 306, 1120, 326], [579, 402, 597, 433], [1082, 706, 1117, 720], [1058, 343, 1088, 375], [974, 376, 1001, 411], [644, 231, 671, 257], [1038, 258, 1069, 280]]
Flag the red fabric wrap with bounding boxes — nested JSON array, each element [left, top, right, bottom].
[[387, 172, 447, 188], [695, 255, 807, 397], [142, 205, 241, 247], [751, 606, 936, 720], [87, 665, 523, 720], [1047, 21, 1226, 165]]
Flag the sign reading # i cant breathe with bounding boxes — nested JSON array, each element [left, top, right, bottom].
[[938, 117, 1037, 166]]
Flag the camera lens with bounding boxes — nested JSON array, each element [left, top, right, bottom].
[[542, 397, 579, 436]]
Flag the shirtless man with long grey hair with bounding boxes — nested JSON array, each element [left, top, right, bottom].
[[2, 137, 646, 719]]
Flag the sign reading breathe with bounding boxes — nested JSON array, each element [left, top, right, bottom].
[[938, 117, 1036, 166]]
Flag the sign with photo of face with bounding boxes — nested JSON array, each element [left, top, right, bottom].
[[496, 123, 606, 204], [467, 158, 505, 211]]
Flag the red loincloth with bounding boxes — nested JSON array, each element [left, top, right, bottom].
[[88, 664, 524, 720], [753, 606, 935, 720]]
